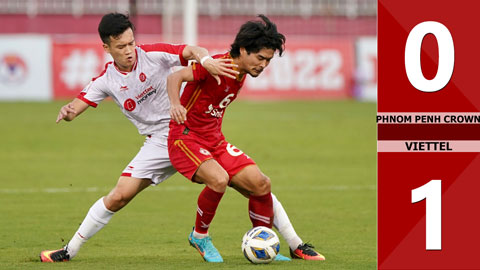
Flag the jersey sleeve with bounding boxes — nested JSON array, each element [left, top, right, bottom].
[[77, 79, 108, 108], [76, 62, 111, 107], [139, 43, 188, 67], [191, 62, 210, 82]]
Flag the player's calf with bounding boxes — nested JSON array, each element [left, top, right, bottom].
[[249, 192, 274, 228]]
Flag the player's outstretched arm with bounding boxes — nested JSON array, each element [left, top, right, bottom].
[[167, 66, 194, 124], [182, 45, 239, 85], [56, 98, 89, 123]]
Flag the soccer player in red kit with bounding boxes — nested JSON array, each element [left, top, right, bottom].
[[167, 15, 325, 262]]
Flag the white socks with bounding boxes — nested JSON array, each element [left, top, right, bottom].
[[192, 230, 208, 239], [66, 197, 115, 258], [272, 193, 303, 251]]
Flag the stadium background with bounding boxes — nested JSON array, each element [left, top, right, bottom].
[[0, 0, 376, 101], [0, 1, 377, 269]]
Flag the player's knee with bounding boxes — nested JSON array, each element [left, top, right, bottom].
[[253, 174, 271, 195], [208, 172, 229, 192], [105, 189, 132, 211]]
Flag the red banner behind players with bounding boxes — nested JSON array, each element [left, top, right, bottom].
[[52, 39, 109, 99], [51, 37, 355, 100], [241, 39, 354, 99]]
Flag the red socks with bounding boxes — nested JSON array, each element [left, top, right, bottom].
[[248, 192, 273, 228], [194, 186, 224, 234], [194, 187, 273, 233]]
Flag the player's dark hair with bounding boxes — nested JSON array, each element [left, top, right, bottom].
[[98, 13, 135, 45], [230, 14, 285, 58]]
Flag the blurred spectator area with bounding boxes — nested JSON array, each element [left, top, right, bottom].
[[0, 0, 377, 101], [0, 0, 376, 37]]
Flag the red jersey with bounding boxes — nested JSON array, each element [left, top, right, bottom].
[[169, 52, 246, 144]]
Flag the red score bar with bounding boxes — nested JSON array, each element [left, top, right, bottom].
[[378, 0, 480, 269]]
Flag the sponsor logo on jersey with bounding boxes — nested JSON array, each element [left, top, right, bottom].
[[135, 86, 157, 104], [205, 104, 224, 118], [124, 98, 136, 111], [123, 86, 157, 111], [0, 53, 28, 84], [204, 93, 234, 118], [199, 148, 211, 156], [139, 72, 146, 82]]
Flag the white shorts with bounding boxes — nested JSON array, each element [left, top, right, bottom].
[[121, 133, 177, 185]]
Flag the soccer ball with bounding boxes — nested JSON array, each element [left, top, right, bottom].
[[241, 226, 280, 264]]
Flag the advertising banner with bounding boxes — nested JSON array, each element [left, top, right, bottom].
[[52, 41, 110, 99], [0, 35, 51, 100], [200, 39, 354, 99], [242, 39, 354, 99], [52, 38, 355, 100]]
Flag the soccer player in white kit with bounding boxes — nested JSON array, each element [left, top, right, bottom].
[[40, 13, 324, 262]]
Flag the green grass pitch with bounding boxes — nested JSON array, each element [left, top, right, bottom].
[[0, 100, 376, 269]]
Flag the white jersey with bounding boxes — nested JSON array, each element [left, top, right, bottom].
[[78, 43, 188, 136]]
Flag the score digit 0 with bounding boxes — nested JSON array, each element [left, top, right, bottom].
[[404, 21, 455, 92]]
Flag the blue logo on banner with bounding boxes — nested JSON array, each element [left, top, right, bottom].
[[0, 53, 28, 84]]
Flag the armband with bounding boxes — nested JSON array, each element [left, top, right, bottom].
[[200, 55, 212, 66]]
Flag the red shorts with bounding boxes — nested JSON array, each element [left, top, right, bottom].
[[168, 138, 256, 181]]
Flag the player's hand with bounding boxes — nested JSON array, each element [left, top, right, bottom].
[[170, 103, 187, 124], [203, 58, 239, 85], [56, 103, 77, 123]]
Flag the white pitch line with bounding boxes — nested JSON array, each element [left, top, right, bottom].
[[0, 185, 376, 194]]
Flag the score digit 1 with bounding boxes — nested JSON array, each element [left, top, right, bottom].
[[411, 180, 442, 250]]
